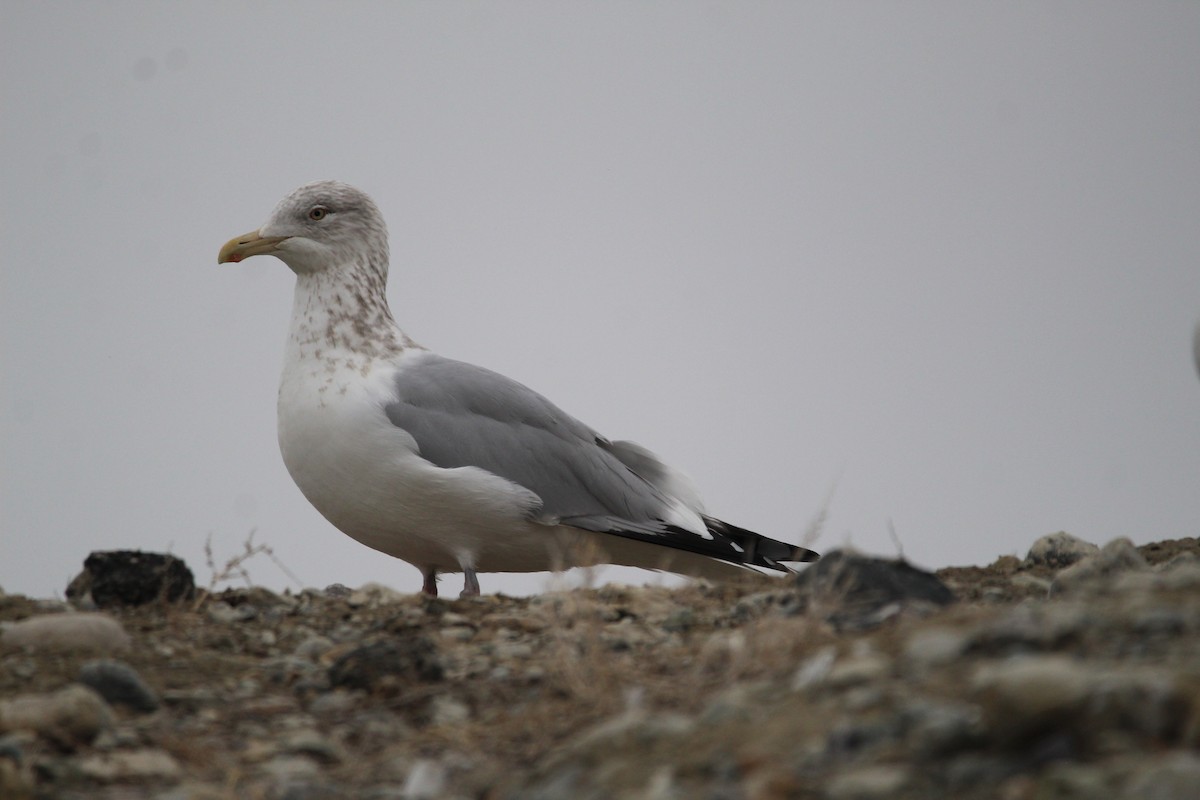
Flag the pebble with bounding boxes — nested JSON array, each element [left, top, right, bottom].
[[78, 659, 159, 713], [1025, 532, 1100, 569], [971, 656, 1091, 741], [76, 748, 182, 783], [825, 765, 910, 799], [792, 646, 837, 690], [903, 628, 968, 671], [0, 684, 114, 749], [401, 758, 448, 800], [1122, 751, 1200, 799], [0, 613, 131, 653], [1052, 537, 1147, 595], [327, 637, 444, 691]]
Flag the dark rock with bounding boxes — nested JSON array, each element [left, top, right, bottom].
[[795, 550, 955, 631], [328, 636, 444, 693], [66, 551, 194, 607], [78, 660, 159, 713]]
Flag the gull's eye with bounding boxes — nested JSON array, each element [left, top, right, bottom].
[[308, 206, 328, 221]]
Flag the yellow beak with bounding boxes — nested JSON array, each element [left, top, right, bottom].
[[217, 230, 289, 264]]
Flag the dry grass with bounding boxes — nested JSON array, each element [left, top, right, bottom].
[[191, 529, 300, 611]]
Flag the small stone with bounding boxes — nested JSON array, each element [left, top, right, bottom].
[[76, 748, 182, 784], [901, 701, 983, 756], [493, 641, 534, 660], [792, 646, 837, 691], [0, 684, 114, 749], [1086, 668, 1188, 741], [1, 613, 131, 654], [971, 656, 1090, 742], [439, 626, 475, 642], [1051, 537, 1147, 595], [260, 754, 321, 783], [280, 729, 344, 764], [1009, 573, 1051, 595], [205, 601, 255, 623], [400, 759, 447, 800], [826, 655, 890, 689], [347, 582, 405, 608], [1122, 752, 1200, 800], [308, 690, 359, 716], [1025, 532, 1099, 570], [79, 659, 159, 713], [431, 695, 471, 726], [294, 635, 335, 660], [903, 628, 968, 671], [825, 765, 909, 799], [328, 637, 443, 692]]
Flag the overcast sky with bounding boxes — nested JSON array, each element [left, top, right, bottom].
[[3, 2, 1198, 599]]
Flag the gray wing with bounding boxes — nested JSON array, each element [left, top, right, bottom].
[[384, 353, 676, 531]]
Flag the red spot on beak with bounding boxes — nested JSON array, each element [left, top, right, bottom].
[[228, 253, 243, 263]]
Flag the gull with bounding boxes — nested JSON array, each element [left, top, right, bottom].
[[218, 181, 818, 596]]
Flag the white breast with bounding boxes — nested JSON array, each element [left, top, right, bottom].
[[275, 348, 556, 574]]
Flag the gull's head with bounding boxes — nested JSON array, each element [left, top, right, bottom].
[[218, 181, 389, 276]]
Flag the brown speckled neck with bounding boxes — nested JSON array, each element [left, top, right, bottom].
[[287, 257, 420, 368]]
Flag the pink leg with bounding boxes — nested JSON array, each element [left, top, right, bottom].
[[460, 568, 480, 598], [421, 568, 438, 597]]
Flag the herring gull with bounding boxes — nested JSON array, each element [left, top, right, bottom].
[[218, 181, 819, 596]]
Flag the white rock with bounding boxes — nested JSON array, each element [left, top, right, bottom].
[[75, 749, 182, 783], [1051, 538, 1147, 595], [401, 758, 448, 799], [0, 613, 130, 653], [0, 685, 114, 748], [971, 656, 1090, 739], [1122, 752, 1200, 799], [826, 765, 910, 799], [1025, 532, 1099, 569], [791, 646, 837, 691], [903, 628, 968, 671]]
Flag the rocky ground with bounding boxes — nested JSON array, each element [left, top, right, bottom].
[[1, 532, 1198, 800]]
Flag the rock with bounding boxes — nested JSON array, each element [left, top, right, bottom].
[[794, 550, 955, 631], [826, 654, 891, 689], [1122, 751, 1200, 799], [76, 748, 182, 784], [903, 628, 968, 671], [66, 550, 194, 607], [260, 754, 321, 783], [0, 684, 114, 749], [1085, 668, 1189, 742], [826, 765, 910, 799], [900, 700, 984, 756], [0, 612, 131, 653], [294, 635, 335, 660], [792, 646, 837, 691], [431, 695, 471, 726], [1052, 538, 1147, 595], [78, 659, 159, 713], [971, 656, 1091, 743], [401, 759, 448, 800], [347, 582, 406, 608], [328, 636, 444, 692], [279, 729, 344, 764], [1025, 532, 1100, 570], [205, 600, 256, 623]]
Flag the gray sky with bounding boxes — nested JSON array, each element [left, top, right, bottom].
[[3, 2, 1198, 598]]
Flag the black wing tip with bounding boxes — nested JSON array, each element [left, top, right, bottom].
[[790, 546, 821, 563], [702, 516, 820, 571]]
